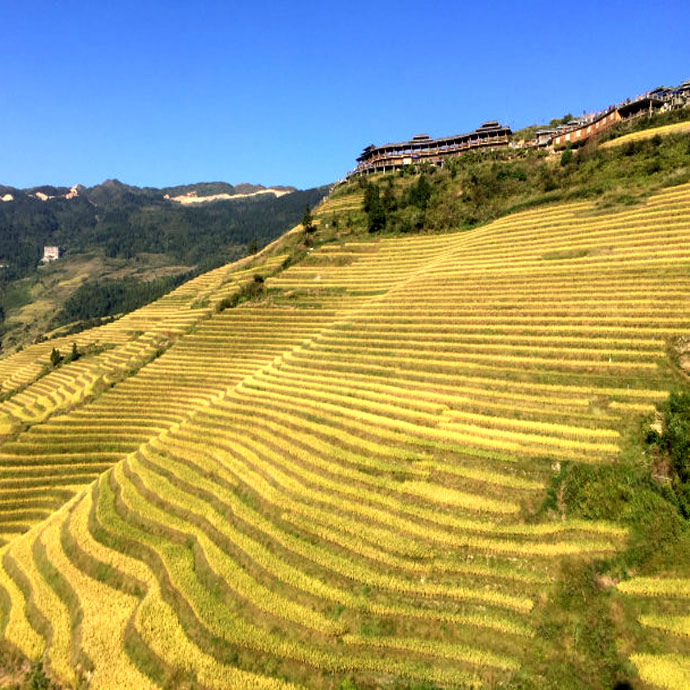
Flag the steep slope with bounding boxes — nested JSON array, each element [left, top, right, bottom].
[[0, 182, 689, 687]]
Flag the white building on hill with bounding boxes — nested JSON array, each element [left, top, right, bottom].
[[41, 246, 60, 262]]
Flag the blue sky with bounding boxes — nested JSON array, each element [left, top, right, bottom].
[[1, 0, 688, 190]]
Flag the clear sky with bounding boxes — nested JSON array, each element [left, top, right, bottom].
[[1, 0, 689, 190]]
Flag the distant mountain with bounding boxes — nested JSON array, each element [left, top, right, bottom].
[[0, 178, 322, 279], [0, 179, 298, 207], [0, 176, 327, 351], [161, 181, 238, 198], [234, 182, 296, 195], [160, 182, 298, 206]]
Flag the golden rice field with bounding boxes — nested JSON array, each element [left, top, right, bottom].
[[601, 120, 690, 148], [1, 183, 690, 687]]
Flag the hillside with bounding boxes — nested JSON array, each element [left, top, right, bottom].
[[0, 164, 690, 688], [0, 179, 326, 353], [332, 122, 690, 237]]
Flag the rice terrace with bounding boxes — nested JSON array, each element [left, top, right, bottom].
[[2, 8, 690, 688]]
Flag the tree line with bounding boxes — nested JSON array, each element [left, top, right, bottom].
[[53, 273, 196, 326]]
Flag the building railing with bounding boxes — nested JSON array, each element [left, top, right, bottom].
[[355, 131, 510, 174]]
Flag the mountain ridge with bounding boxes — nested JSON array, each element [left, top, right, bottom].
[[0, 179, 297, 205], [0, 179, 327, 352]]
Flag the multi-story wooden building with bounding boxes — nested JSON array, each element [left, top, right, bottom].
[[552, 96, 663, 150], [354, 121, 512, 175]]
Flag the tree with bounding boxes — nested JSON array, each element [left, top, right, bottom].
[[50, 347, 62, 367], [363, 182, 386, 233], [445, 157, 460, 179], [382, 182, 397, 213], [561, 145, 573, 167], [302, 204, 315, 234], [550, 112, 574, 127], [408, 174, 432, 210]]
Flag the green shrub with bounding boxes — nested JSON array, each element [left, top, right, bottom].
[[407, 174, 432, 210], [646, 391, 690, 517], [28, 661, 50, 690]]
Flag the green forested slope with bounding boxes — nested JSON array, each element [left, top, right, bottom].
[[0, 180, 327, 352]]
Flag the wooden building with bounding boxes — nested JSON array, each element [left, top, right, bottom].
[[669, 80, 690, 110], [552, 109, 621, 150], [617, 96, 663, 120], [553, 96, 664, 150], [354, 121, 512, 174], [534, 129, 558, 147]]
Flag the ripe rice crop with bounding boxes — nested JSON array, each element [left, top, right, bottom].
[[601, 121, 690, 148], [638, 613, 690, 638], [618, 577, 690, 598], [1, 180, 690, 687], [630, 653, 690, 690]]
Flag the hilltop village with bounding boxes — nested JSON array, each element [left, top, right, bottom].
[[352, 77, 690, 175]]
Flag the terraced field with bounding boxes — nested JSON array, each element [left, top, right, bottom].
[[0, 254, 288, 539], [1, 182, 690, 687], [617, 576, 690, 690], [601, 120, 690, 148]]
